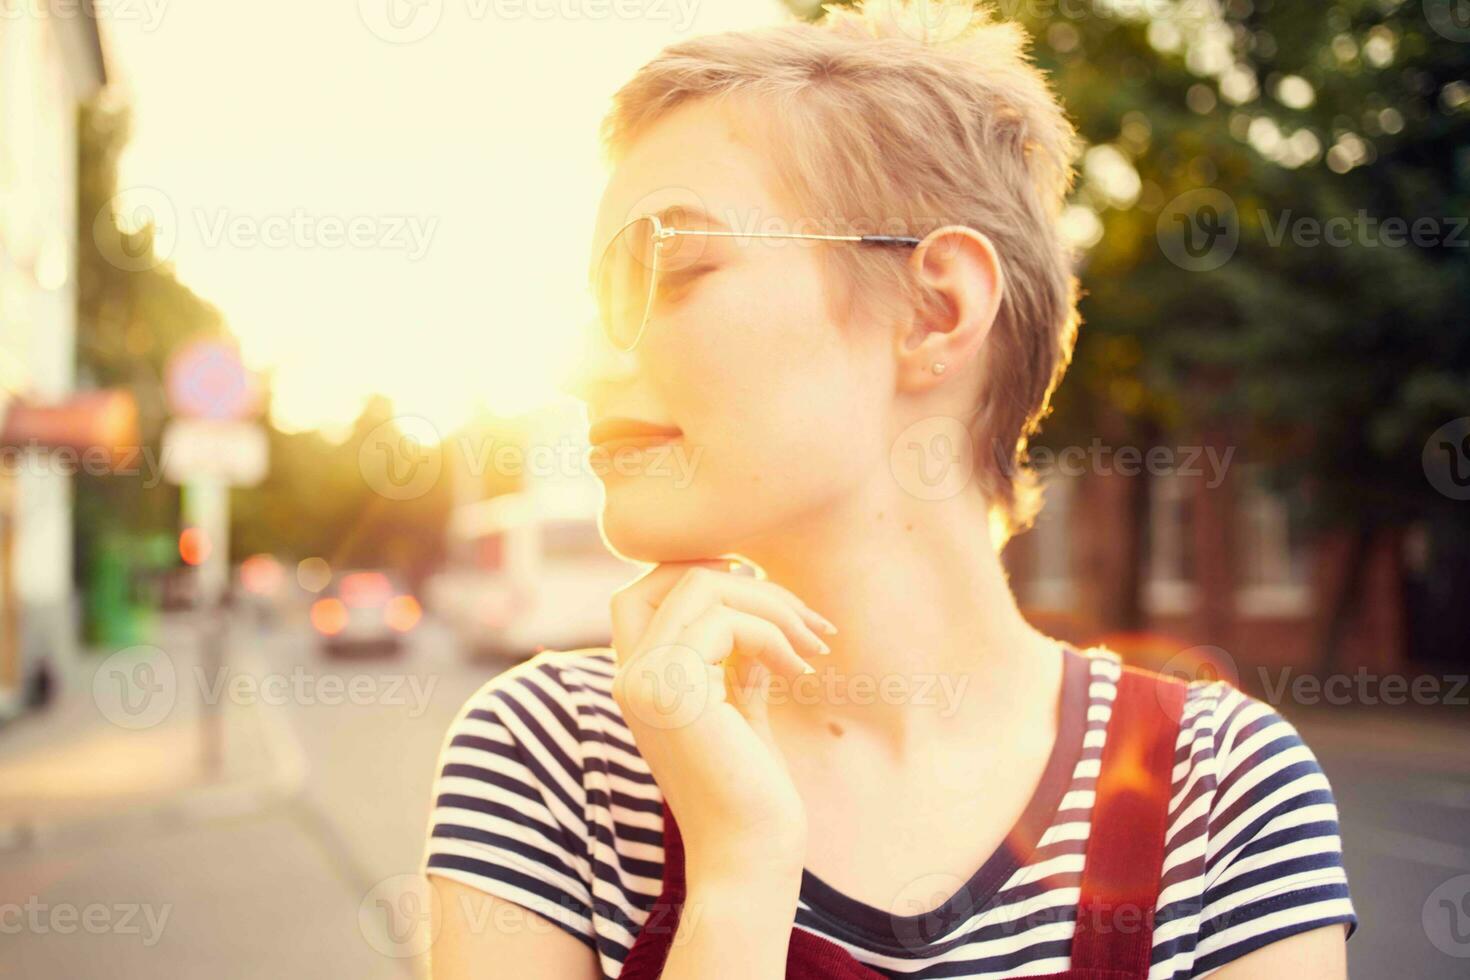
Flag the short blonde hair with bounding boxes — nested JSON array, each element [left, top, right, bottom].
[[600, 0, 1082, 545]]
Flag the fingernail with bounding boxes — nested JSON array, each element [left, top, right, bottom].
[[801, 662, 816, 675], [816, 638, 832, 655], [812, 614, 839, 636]]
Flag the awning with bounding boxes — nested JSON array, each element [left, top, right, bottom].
[[0, 389, 139, 461]]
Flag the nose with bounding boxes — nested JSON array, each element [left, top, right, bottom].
[[558, 314, 639, 404]]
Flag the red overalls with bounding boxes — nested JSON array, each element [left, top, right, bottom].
[[618, 664, 1188, 980]]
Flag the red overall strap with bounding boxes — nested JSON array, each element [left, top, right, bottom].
[[618, 802, 886, 979], [616, 801, 686, 979], [619, 662, 1188, 980], [1063, 664, 1188, 979]]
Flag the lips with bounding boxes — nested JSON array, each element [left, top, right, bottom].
[[589, 418, 682, 449]]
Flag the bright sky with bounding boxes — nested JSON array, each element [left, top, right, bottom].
[[101, 0, 791, 439]]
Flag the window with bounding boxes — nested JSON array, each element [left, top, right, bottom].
[[1144, 471, 1198, 615], [1024, 471, 1077, 610], [1235, 464, 1311, 616]]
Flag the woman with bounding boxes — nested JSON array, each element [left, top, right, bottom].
[[423, 2, 1357, 976]]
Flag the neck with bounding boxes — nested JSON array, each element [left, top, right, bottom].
[[730, 479, 1063, 755]]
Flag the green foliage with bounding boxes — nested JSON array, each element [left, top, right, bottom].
[[791, 0, 1470, 532], [74, 98, 228, 566]]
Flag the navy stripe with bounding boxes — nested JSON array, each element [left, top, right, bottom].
[[423, 648, 1357, 979]]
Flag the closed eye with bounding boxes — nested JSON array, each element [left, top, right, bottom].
[[657, 265, 714, 294]]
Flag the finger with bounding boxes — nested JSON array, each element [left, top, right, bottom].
[[673, 604, 813, 681], [636, 567, 830, 664], [609, 559, 733, 666], [613, 606, 804, 738], [736, 567, 840, 638]]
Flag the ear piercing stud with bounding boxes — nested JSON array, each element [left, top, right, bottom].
[[931, 362, 947, 375]]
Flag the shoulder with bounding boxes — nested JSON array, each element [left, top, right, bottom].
[[439, 647, 623, 773], [464, 645, 620, 706], [1075, 646, 1332, 795], [1078, 648, 1357, 974], [423, 647, 630, 947]]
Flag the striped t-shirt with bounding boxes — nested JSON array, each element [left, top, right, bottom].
[[423, 644, 1357, 978]]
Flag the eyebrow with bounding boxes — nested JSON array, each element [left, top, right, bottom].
[[588, 205, 730, 289], [654, 204, 729, 231]]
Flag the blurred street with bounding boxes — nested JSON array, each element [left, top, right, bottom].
[[2, 0, 1467, 975], [0, 609, 495, 980], [0, 611, 1467, 978], [1303, 708, 1470, 980]]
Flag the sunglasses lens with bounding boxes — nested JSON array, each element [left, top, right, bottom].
[[596, 217, 657, 350]]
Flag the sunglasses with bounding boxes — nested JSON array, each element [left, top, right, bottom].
[[592, 212, 923, 352]]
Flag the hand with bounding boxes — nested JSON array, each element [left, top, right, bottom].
[[609, 560, 837, 888]]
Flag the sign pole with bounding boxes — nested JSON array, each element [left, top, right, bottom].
[[182, 478, 229, 778], [164, 338, 265, 782]]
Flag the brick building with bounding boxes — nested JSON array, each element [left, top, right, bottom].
[[1002, 433, 1450, 692]]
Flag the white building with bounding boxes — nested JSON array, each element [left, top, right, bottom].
[[0, 4, 111, 719]]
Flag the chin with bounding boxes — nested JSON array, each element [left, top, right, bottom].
[[596, 480, 728, 564]]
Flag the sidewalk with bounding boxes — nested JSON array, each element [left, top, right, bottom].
[[0, 611, 435, 980], [0, 612, 305, 853]]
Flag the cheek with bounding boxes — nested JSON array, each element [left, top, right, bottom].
[[655, 273, 879, 503]]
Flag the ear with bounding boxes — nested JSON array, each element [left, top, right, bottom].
[[893, 225, 1005, 393]]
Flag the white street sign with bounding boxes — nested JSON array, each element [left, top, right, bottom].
[[162, 419, 269, 487]]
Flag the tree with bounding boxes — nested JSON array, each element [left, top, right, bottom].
[[789, 0, 1470, 663]]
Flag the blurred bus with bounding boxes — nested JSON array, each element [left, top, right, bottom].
[[427, 491, 635, 661]]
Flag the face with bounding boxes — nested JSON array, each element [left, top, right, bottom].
[[575, 98, 898, 564]]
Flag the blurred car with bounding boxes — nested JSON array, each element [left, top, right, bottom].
[[427, 491, 635, 661], [309, 569, 422, 657], [234, 553, 289, 628]]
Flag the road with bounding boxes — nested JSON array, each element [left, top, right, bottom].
[[1302, 706, 1470, 978], [2, 613, 1468, 977]]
